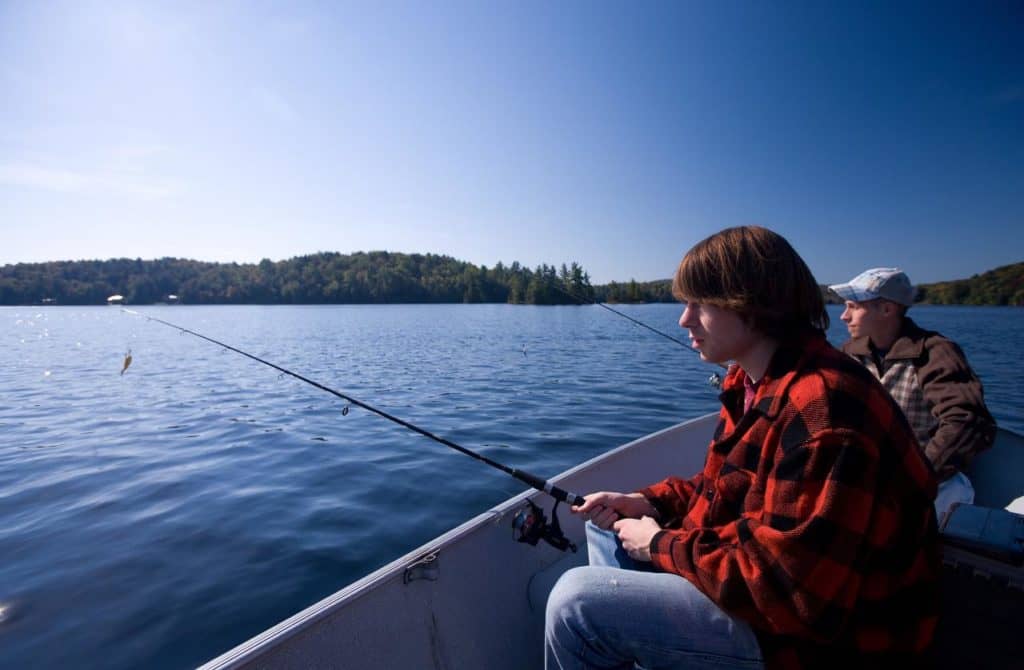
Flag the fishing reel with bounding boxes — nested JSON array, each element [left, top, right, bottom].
[[513, 499, 577, 553]]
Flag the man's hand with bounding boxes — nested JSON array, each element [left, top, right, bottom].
[[612, 516, 661, 562], [572, 491, 658, 530]]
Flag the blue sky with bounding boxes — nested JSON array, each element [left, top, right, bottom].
[[1, 1, 1021, 284]]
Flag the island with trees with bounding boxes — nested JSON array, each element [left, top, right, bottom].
[[0, 253, 1020, 306]]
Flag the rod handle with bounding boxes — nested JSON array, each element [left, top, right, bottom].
[[562, 491, 587, 507], [514, 469, 586, 507]]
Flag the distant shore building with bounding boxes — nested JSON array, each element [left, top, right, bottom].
[[106, 294, 124, 305], [41, 297, 57, 305], [167, 294, 179, 304]]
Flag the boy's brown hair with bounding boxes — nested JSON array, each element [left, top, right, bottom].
[[673, 226, 829, 339]]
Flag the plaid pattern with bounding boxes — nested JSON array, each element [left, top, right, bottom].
[[858, 354, 936, 455], [640, 333, 939, 669], [842, 318, 996, 479]]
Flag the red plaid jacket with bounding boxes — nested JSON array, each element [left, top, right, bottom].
[[640, 332, 940, 669]]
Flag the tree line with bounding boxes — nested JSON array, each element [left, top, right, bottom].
[[594, 279, 674, 303], [0, 252, 597, 306], [914, 262, 1024, 306], [2, 253, 1019, 306], [593, 263, 1024, 306]]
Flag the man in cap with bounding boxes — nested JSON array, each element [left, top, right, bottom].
[[829, 268, 996, 519]]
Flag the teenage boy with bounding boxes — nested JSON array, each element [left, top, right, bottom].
[[545, 227, 939, 670]]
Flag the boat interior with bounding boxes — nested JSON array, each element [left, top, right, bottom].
[[199, 416, 1024, 669]]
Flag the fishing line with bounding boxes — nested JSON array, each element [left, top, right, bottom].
[[550, 283, 690, 349], [550, 283, 727, 382], [121, 309, 586, 507]]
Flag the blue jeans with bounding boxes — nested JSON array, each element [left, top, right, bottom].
[[935, 471, 975, 522], [545, 523, 763, 669]]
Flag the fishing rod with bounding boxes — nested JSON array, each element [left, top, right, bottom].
[[122, 309, 583, 551], [123, 289, 717, 550]]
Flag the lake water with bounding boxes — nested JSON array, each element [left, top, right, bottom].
[[1, 304, 1021, 669]]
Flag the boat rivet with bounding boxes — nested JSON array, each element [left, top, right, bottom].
[[403, 552, 439, 584]]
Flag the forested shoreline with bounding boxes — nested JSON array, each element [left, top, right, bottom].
[[1, 253, 1020, 306], [0, 252, 598, 306]]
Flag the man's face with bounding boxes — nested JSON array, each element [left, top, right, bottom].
[[839, 299, 888, 341], [679, 301, 758, 365]]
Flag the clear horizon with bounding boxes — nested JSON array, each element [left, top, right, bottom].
[[2, 2, 1022, 285]]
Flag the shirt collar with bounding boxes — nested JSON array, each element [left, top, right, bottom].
[[721, 330, 829, 419], [846, 317, 926, 360]]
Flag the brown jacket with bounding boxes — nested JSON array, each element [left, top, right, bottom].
[[841, 317, 995, 480]]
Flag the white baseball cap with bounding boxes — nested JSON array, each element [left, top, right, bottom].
[[828, 268, 915, 306]]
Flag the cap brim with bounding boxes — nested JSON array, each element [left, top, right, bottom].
[[828, 283, 855, 300], [828, 283, 874, 303]]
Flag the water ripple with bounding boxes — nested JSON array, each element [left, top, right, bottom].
[[0, 304, 1019, 669]]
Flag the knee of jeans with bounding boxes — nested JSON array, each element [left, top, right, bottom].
[[545, 566, 591, 625]]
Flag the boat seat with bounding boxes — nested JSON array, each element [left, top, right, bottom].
[[965, 427, 1024, 509]]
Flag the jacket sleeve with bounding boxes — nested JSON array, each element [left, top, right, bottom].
[[917, 337, 996, 477], [639, 473, 703, 524], [647, 428, 881, 641]]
